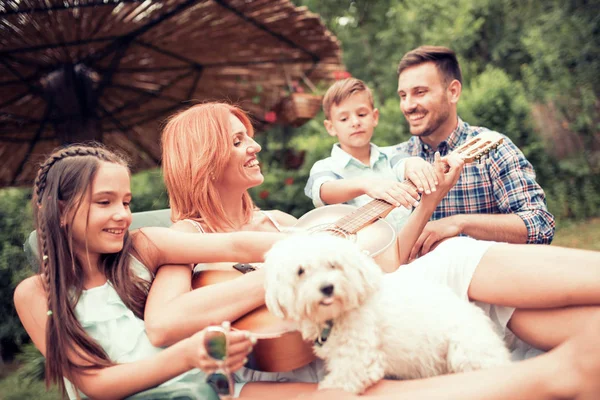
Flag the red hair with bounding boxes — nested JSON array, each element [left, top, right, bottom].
[[161, 102, 256, 232]]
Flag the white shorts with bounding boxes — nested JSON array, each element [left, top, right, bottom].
[[389, 236, 516, 338], [233, 359, 324, 397]]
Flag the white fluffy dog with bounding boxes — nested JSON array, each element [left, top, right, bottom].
[[263, 234, 511, 394]]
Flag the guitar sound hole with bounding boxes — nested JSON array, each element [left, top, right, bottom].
[[307, 224, 356, 243]]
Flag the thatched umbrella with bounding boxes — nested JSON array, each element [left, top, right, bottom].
[[0, 0, 344, 187]]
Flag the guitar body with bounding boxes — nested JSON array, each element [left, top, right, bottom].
[[192, 266, 316, 373], [295, 204, 400, 272]]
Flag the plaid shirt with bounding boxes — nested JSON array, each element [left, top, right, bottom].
[[391, 118, 555, 244]]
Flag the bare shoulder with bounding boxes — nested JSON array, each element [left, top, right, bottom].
[[268, 210, 298, 228], [14, 274, 49, 355], [14, 274, 45, 308], [170, 219, 200, 233]]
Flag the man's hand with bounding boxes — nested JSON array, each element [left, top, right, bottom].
[[363, 178, 420, 209], [404, 157, 438, 194], [409, 217, 461, 261]]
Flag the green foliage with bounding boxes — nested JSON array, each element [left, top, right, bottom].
[[0, 363, 59, 400], [0, 188, 34, 363], [15, 343, 45, 382], [130, 169, 169, 212]]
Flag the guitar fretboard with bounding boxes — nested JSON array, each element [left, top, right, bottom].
[[335, 199, 393, 234]]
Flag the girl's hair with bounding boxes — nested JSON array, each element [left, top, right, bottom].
[[161, 102, 256, 232], [32, 144, 150, 396]]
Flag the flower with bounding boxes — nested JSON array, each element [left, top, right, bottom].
[[333, 70, 352, 80], [259, 190, 270, 199], [284, 177, 294, 185], [264, 111, 277, 123], [291, 81, 305, 93]]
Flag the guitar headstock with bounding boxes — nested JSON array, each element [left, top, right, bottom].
[[453, 131, 504, 163]]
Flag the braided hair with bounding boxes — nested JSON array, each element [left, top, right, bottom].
[[32, 144, 150, 396]]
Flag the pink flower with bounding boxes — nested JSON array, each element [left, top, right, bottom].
[[259, 190, 270, 199], [264, 111, 277, 123], [333, 70, 352, 80], [284, 177, 294, 185]]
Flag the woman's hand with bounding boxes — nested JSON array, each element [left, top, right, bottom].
[[185, 323, 255, 373], [419, 152, 464, 210]]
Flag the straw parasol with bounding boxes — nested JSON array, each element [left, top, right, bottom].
[[0, 0, 345, 187]]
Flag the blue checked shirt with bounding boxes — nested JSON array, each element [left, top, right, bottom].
[[391, 118, 555, 244], [304, 143, 411, 231]]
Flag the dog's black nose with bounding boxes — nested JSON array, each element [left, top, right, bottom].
[[320, 284, 334, 296]]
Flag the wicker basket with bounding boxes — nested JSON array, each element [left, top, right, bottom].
[[278, 93, 323, 127]]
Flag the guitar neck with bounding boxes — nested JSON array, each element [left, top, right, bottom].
[[335, 178, 416, 234], [333, 132, 503, 235]]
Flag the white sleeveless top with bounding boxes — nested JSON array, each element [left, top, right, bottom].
[[65, 256, 205, 399]]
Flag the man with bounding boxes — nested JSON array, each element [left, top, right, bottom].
[[394, 46, 554, 259]]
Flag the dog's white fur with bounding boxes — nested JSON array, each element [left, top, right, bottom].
[[264, 234, 511, 394]]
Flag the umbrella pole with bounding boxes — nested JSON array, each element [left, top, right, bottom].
[[44, 64, 102, 144]]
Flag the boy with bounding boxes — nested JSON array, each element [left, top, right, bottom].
[[304, 78, 433, 231]]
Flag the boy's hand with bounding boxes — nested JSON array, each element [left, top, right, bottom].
[[364, 178, 420, 209], [404, 157, 438, 194]]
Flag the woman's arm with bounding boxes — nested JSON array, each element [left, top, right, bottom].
[[144, 221, 269, 347], [396, 153, 464, 265], [135, 227, 287, 270]]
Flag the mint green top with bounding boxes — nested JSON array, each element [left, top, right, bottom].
[[65, 257, 205, 399]]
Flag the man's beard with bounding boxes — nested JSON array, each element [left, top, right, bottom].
[[407, 106, 450, 139]]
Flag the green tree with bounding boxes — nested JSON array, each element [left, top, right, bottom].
[[0, 188, 34, 365]]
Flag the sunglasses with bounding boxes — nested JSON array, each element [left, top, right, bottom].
[[204, 326, 235, 399]]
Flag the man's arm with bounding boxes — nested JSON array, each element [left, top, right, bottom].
[[410, 136, 555, 258], [488, 138, 555, 244]]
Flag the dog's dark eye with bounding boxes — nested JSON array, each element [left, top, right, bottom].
[[297, 267, 304, 276], [329, 263, 336, 269]]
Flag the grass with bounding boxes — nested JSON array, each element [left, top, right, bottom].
[[552, 218, 600, 251], [1, 218, 599, 399], [0, 368, 59, 400]]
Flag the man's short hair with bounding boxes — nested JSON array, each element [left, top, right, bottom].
[[322, 78, 374, 120], [397, 46, 462, 86]]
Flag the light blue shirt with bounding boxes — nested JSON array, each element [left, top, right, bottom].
[[304, 143, 411, 231]]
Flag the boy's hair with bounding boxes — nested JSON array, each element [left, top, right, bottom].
[[397, 46, 462, 86], [322, 78, 374, 120], [32, 143, 150, 397], [161, 102, 255, 232]]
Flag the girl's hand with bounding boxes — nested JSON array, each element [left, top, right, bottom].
[[185, 323, 255, 373]]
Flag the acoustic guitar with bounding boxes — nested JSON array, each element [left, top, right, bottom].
[[295, 131, 505, 270], [192, 131, 504, 372]]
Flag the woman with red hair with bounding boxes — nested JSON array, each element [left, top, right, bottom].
[[148, 102, 600, 399]]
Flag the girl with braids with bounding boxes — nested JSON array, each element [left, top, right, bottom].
[[14, 144, 289, 399], [147, 101, 600, 399]]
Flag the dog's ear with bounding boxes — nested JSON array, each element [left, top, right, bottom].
[[299, 319, 321, 341], [263, 263, 287, 319], [339, 242, 381, 307], [263, 246, 293, 320]]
